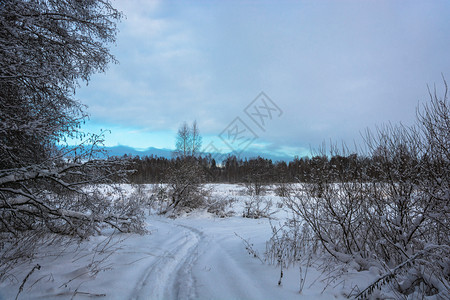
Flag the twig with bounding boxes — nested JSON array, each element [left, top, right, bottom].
[[234, 232, 265, 264], [15, 264, 40, 300], [299, 254, 311, 293]]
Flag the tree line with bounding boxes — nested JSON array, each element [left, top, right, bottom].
[[116, 149, 415, 185]]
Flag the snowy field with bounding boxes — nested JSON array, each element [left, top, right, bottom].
[[1, 184, 386, 299]]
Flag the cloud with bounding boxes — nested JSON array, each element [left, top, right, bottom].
[[77, 0, 450, 157]]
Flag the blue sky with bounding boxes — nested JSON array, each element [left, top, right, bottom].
[[76, 0, 450, 159]]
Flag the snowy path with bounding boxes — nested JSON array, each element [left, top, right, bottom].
[[0, 184, 387, 299], [129, 217, 272, 300], [0, 214, 354, 299], [130, 219, 203, 300], [124, 215, 340, 300]]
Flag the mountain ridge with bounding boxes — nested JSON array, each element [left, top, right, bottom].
[[103, 145, 294, 162]]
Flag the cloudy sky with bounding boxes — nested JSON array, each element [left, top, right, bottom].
[[76, 0, 450, 159]]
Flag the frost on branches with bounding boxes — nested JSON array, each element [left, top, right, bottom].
[[283, 82, 449, 298], [0, 0, 145, 278]]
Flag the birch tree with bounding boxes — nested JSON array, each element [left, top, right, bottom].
[[191, 120, 202, 156], [175, 120, 202, 157], [168, 121, 207, 213], [175, 122, 191, 157]]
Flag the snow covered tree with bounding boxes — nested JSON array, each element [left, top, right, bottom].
[[0, 0, 144, 249], [284, 81, 449, 298], [163, 157, 208, 213], [165, 121, 207, 214]]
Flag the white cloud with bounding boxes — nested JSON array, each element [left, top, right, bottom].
[[77, 0, 450, 157]]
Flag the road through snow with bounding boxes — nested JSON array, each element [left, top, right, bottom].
[[126, 215, 339, 300], [0, 214, 349, 300], [126, 216, 275, 300], [130, 219, 203, 300], [0, 185, 387, 300]]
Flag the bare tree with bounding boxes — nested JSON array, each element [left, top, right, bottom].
[[243, 157, 272, 196], [174, 121, 202, 158], [164, 121, 207, 214], [191, 120, 202, 157], [175, 122, 192, 158], [163, 157, 208, 213]]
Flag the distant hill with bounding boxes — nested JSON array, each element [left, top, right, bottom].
[[103, 145, 294, 162], [105, 145, 173, 158]]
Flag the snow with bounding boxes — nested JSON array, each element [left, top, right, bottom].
[[0, 184, 380, 300]]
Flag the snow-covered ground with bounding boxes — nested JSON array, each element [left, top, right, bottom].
[[0, 184, 378, 300]]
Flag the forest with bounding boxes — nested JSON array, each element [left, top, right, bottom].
[[121, 150, 415, 185]]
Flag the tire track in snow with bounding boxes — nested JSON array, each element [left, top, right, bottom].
[[194, 238, 269, 300], [171, 224, 206, 300], [131, 218, 271, 300], [130, 219, 204, 300], [170, 222, 269, 300]]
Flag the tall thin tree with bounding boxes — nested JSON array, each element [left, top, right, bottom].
[[191, 120, 202, 157], [175, 121, 202, 157], [175, 122, 192, 157]]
